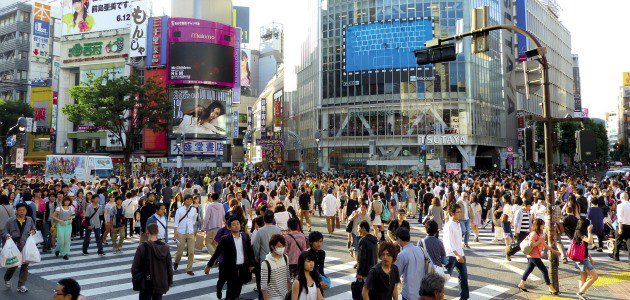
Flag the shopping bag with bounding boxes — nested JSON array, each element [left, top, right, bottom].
[[520, 237, 533, 255], [32, 230, 44, 244], [1, 239, 22, 268], [22, 236, 41, 264], [195, 232, 205, 251], [351, 279, 364, 300]]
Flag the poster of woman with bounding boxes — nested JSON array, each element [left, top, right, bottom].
[[62, 0, 94, 34], [172, 98, 228, 136]]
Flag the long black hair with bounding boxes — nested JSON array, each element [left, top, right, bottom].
[[573, 218, 590, 245], [72, 0, 89, 26], [296, 251, 321, 296]]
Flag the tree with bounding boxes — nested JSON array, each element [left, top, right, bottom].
[[0, 99, 34, 173], [582, 119, 609, 162], [62, 71, 171, 174], [558, 122, 581, 163]]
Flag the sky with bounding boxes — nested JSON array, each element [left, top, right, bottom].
[[149, 0, 628, 120]]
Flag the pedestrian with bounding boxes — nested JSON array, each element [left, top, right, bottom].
[[146, 203, 168, 243], [122, 192, 137, 238], [611, 192, 630, 261], [348, 202, 372, 258], [517, 218, 560, 295], [202, 192, 226, 255], [298, 187, 312, 232], [290, 251, 323, 300], [261, 234, 291, 300], [205, 216, 255, 300], [54, 278, 82, 300], [52, 196, 75, 260], [82, 195, 104, 256], [274, 204, 292, 232], [313, 185, 323, 217], [3, 203, 36, 293], [361, 241, 400, 300], [469, 195, 482, 242], [173, 194, 198, 276], [0, 194, 15, 247], [387, 208, 410, 243], [456, 192, 472, 249], [111, 196, 126, 254], [356, 220, 378, 281], [322, 188, 339, 235], [587, 198, 605, 252], [139, 193, 157, 243], [443, 204, 469, 300], [285, 218, 308, 277], [425, 197, 443, 233], [102, 194, 115, 245], [419, 273, 446, 300], [253, 210, 283, 297], [131, 223, 173, 300], [369, 194, 384, 241], [571, 218, 599, 299], [395, 227, 425, 300], [419, 220, 446, 268], [306, 231, 328, 290], [507, 199, 532, 260]]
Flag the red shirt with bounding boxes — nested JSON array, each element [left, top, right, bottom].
[[527, 231, 546, 258]]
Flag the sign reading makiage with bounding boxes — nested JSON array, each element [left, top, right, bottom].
[[61, 0, 132, 36]]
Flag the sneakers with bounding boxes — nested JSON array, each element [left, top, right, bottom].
[[63, 255, 69, 260], [187, 271, 195, 276], [97, 252, 105, 256], [4, 281, 10, 290], [174, 262, 179, 271], [55, 250, 59, 257], [16, 286, 28, 293], [83, 251, 89, 256]]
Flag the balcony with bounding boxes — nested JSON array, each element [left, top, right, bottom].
[[0, 59, 28, 73], [0, 39, 29, 53], [0, 21, 30, 37]]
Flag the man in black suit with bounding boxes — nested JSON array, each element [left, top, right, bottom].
[[205, 216, 255, 300]]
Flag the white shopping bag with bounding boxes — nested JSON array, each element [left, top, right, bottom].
[[22, 236, 41, 264], [32, 230, 44, 244], [1, 239, 22, 268]]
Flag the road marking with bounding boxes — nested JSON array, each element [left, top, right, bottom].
[[487, 258, 541, 281], [592, 271, 630, 287]]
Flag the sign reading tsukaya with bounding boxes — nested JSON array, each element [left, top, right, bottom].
[[418, 135, 468, 145]]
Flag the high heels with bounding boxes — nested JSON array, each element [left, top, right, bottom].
[[517, 284, 528, 292], [548, 286, 558, 295]]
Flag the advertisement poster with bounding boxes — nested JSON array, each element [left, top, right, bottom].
[[45, 156, 86, 180], [168, 18, 236, 87], [233, 28, 241, 104], [240, 49, 251, 87], [31, 2, 51, 61], [233, 110, 239, 138], [260, 98, 267, 138], [61, 0, 132, 35], [128, 0, 148, 57], [232, 6, 250, 44], [171, 87, 230, 137], [273, 89, 283, 128]]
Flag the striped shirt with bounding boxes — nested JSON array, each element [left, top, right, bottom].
[[520, 211, 531, 232], [261, 254, 290, 300]]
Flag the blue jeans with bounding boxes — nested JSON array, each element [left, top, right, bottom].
[[83, 227, 104, 254], [444, 256, 469, 300], [459, 219, 471, 244]]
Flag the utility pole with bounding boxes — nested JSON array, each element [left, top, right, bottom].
[[415, 23, 560, 292]]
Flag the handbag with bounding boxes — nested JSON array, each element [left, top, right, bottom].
[[567, 239, 586, 262], [319, 272, 332, 290], [520, 234, 533, 255], [345, 220, 355, 233], [335, 215, 341, 229], [132, 243, 153, 291], [351, 279, 364, 300]]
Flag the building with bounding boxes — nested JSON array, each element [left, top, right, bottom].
[[572, 54, 582, 114], [620, 72, 630, 150], [0, 1, 32, 102], [294, 0, 516, 173], [606, 111, 619, 149]]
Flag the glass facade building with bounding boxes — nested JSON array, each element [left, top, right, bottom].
[[312, 0, 508, 173]]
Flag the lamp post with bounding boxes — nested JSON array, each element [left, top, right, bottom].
[[314, 131, 320, 175], [175, 133, 185, 173], [63, 141, 68, 154]]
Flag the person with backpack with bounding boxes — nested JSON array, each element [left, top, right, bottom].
[[348, 202, 372, 259], [571, 218, 598, 300], [395, 227, 425, 300], [369, 194, 384, 241], [131, 223, 173, 300], [517, 218, 560, 295], [290, 251, 323, 300], [261, 234, 291, 300]]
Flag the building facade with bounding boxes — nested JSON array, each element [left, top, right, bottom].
[[620, 72, 630, 150], [606, 111, 619, 150]]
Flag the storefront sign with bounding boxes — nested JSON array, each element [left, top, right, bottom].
[[170, 139, 225, 156], [273, 90, 282, 128], [233, 110, 239, 138], [418, 135, 468, 145], [260, 98, 267, 138], [257, 138, 284, 147], [16, 148, 25, 169], [31, 2, 51, 61], [64, 37, 127, 64], [233, 28, 241, 104], [128, 1, 148, 57], [247, 106, 253, 142], [146, 16, 167, 66]]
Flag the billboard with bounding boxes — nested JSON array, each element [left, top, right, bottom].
[[30, 87, 53, 129], [146, 16, 168, 66], [128, 0, 148, 58], [61, 0, 132, 36], [623, 72, 630, 87], [171, 87, 231, 137], [344, 19, 433, 72], [61, 35, 128, 65], [233, 6, 250, 44], [515, 0, 528, 60], [170, 139, 225, 156], [167, 18, 236, 87], [31, 2, 51, 61], [233, 28, 241, 104], [240, 49, 252, 87]]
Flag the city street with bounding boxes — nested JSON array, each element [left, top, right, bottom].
[[3, 213, 627, 300]]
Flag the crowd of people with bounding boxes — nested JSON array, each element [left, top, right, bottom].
[[0, 163, 628, 300]]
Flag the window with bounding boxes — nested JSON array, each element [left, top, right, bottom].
[[20, 11, 30, 22], [33, 141, 50, 152]]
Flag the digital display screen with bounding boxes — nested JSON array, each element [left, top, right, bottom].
[[344, 19, 433, 72], [169, 42, 235, 86]]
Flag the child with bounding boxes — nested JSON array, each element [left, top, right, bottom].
[[502, 213, 513, 261]]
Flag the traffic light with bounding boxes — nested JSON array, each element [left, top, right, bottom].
[[419, 149, 426, 163], [576, 129, 595, 162], [471, 6, 489, 53], [524, 127, 535, 161], [414, 43, 457, 65]]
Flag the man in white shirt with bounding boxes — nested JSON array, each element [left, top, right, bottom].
[[147, 203, 168, 243], [322, 188, 339, 235], [174, 195, 198, 275], [122, 192, 137, 238], [611, 192, 630, 261], [443, 204, 469, 300]]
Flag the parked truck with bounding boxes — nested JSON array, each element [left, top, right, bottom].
[[45, 155, 114, 182]]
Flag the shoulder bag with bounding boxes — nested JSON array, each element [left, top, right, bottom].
[[82, 207, 99, 229], [132, 242, 154, 291]]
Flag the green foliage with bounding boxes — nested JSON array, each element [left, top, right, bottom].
[[62, 71, 171, 156], [558, 122, 581, 160], [582, 119, 609, 161], [610, 143, 628, 162], [0, 99, 34, 136]]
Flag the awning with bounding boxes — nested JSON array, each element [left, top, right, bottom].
[[67, 131, 108, 139]]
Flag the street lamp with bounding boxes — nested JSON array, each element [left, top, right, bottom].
[[175, 134, 185, 172], [63, 141, 68, 154], [314, 130, 321, 174], [17, 117, 27, 132]]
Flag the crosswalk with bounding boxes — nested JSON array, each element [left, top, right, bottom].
[[25, 223, 626, 300]]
